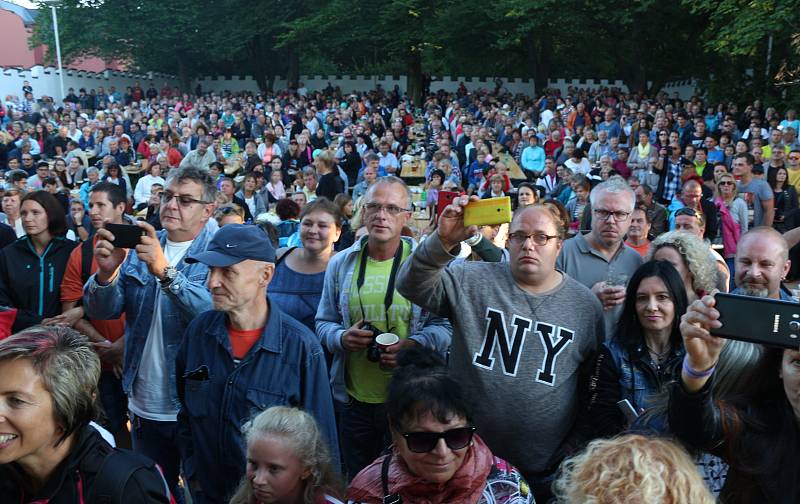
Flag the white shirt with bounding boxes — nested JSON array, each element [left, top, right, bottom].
[[129, 238, 194, 421]]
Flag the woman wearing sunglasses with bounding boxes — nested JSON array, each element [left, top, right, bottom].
[[347, 348, 534, 504]]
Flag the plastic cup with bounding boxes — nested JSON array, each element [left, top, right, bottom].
[[375, 333, 400, 351]]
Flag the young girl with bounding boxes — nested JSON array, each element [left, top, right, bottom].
[[229, 407, 344, 504], [425, 168, 445, 208], [266, 168, 287, 203]]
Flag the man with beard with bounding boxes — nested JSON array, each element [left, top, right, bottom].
[[732, 227, 793, 300]]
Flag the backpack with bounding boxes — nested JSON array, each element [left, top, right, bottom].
[[84, 444, 170, 504]]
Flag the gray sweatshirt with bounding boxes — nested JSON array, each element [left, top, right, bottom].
[[396, 233, 604, 476]]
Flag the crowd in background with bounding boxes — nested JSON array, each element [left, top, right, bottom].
[[0, 78, 799, 503]]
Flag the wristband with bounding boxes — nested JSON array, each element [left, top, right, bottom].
[[682, 355, 716, 379]]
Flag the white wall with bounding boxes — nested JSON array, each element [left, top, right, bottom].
[[0, 65, 180, 104], [192, 75, 699, 99], [0, 66, 700, 106]]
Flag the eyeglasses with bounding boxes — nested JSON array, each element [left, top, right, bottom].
[[402, 426, 476, 453], [216, 206, 243, 216], [718, 180, 735, 186], [508, 231, 560, 246], [161, 191, 213, 207], [593, 209, 631, 222], [363, 202, 411, 215]]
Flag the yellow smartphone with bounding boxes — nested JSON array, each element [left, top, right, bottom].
[[463, 197, 512, 227]]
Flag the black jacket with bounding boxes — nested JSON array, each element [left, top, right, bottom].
[[669, 379, 800, 504], [1, 425, 171, 503], [0, 235, 77, 332]]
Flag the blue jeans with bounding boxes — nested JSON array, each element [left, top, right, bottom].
[[97, 371, 127, 435], [336, 398, 391, 481], [130, 413, 185, 504]]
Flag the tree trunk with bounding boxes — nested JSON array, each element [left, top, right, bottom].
[[527, 35, 551, 95], [176, 57, 191, 93], [407, 50, 423, 106], [287, 48, 300, 89]]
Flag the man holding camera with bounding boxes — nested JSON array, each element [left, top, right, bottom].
[[84, 166, 218, 502], [316, 176, 452, 478]]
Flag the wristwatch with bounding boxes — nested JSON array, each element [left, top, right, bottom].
[[464, 233, 483, 247], [160, 265, 178, 288]]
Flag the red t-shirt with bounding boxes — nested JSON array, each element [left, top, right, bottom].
[[61, 236, 127, 369], [227, 324, 263, 360]]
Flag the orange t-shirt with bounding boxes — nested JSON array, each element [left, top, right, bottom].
[[61, 236, 127, 370], [227, 324, 263, 360], [625, 240, 651, 258]]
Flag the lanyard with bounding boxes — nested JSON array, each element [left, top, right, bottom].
[[356, 241, 405, 328]]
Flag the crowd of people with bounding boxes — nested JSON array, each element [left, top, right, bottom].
[[0, 78, 799, 503]]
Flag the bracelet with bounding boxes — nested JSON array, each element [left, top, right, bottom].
[[682, 355, 716, 379]]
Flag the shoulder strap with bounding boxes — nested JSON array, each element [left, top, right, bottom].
[[81, 238, 94, 285], [87, 448, 156, 504], [275, 246, 297, 266], [380, 452, 402, 504]]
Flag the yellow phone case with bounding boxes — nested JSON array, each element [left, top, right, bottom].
[[463, 197, 512, 227]]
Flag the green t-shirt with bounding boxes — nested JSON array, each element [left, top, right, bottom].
[[346, 243, 412, 403]]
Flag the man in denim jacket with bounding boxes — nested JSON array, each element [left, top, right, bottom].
[[316, 176, 452, 479], [84, 166, 218, 502], [176, 224, 337, 504]]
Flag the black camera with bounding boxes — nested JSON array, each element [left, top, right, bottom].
[[362, 322, 381, 362]]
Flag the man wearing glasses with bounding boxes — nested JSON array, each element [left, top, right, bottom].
[[316, 176, 451, 479], [396, 199, 603, 502], [84, 166, 218, 502], [556, 179, 643, 337]]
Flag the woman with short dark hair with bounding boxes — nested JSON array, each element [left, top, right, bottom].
[[347, 348, 534, 503], [0, 191, 76, 332]]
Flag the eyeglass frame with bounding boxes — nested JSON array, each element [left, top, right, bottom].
[[507, 231, 561, 247], [363, 201, 412, 216], [401, 426, 476, 453], [161, 190, 214, 207], [592, 208, 632, 222]]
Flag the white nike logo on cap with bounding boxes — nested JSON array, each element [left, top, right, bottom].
[[225, 243, 237, 248]]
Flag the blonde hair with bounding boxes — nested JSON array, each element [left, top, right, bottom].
[[228, 407, 341, 504], [715, 173, 739, 202], [553, 434, 715, 504], [647, 230, 718, 294]]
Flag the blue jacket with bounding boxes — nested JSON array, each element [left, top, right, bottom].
[[84, 220, 218, 406], [585, 337, 684, 439], [315, 236, 452, 403], [521, 145, 545, 173], [176, 306, 338, 502]]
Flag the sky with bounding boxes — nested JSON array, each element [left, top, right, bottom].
[[7, 0, 38, 8]]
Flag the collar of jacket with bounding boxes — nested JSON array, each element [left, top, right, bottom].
[[203, 300, 286, 355]]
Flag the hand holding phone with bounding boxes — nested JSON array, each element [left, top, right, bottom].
[[105, 223, 145, 249], [711, 292, 800, 349], [437, 194, 479, 252], [463, 197, 512, 227]]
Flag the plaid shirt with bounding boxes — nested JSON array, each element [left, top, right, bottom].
[[662, 158, 683, 202]]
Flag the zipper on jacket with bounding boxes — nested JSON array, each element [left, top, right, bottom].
[[28, 239, 55, 316]]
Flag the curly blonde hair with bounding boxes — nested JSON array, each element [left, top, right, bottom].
[[553, 434, 715, 504], [647, 230, 718, 294]]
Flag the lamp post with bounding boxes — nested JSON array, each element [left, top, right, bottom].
[[42, 0, 65, 103]]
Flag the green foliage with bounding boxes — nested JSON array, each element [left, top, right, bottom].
[[27, 0, 799, 103]]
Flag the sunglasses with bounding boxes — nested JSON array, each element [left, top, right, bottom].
[[718, 180, 735, 186], [402, 426, 476, 453]]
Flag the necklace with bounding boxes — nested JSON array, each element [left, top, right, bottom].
[[646, 344, 671, 364]]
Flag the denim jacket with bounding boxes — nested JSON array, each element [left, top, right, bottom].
[[606, 338, 684, 412], [315, 236, 452, 403], [83, 219, 218, 408], [176, 306, 338, 502]]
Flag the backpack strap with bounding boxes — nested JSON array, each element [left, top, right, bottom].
[[80, 238, 94, 286], [87, 448, 156, 504]]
